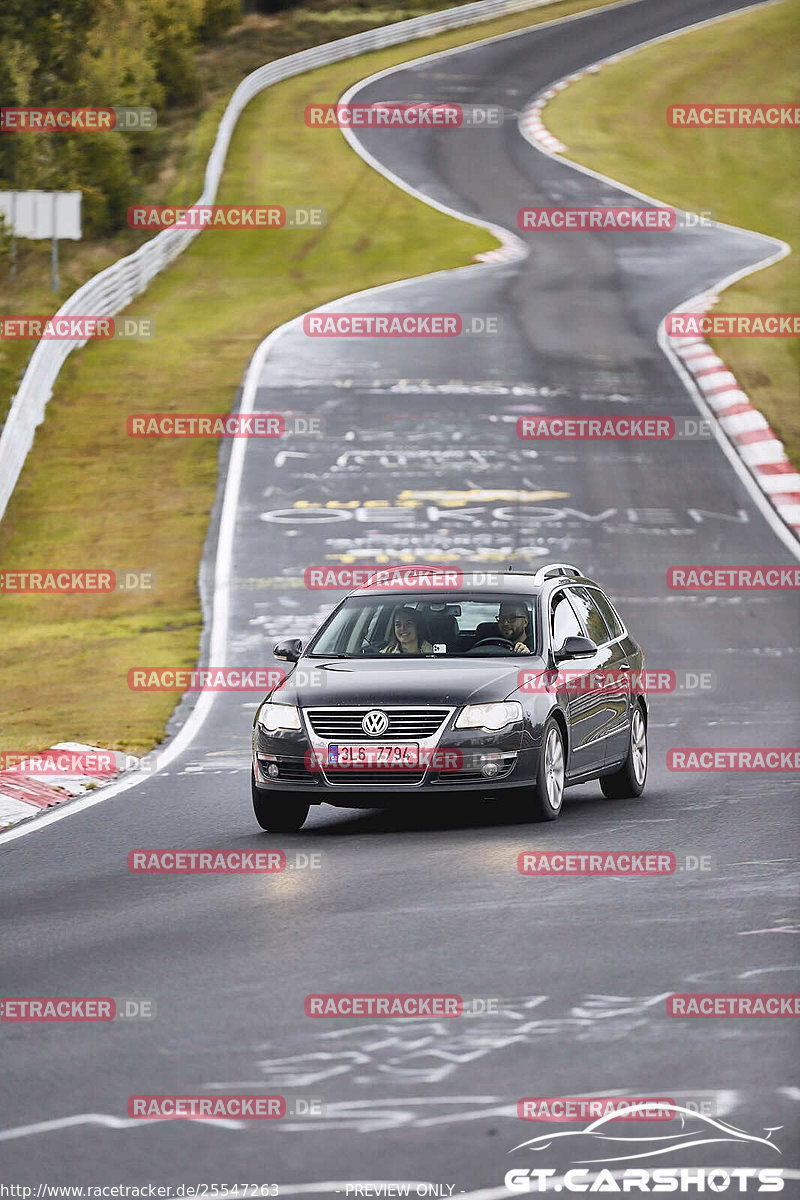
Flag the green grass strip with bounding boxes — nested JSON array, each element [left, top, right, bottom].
[[545, 0, 800, 468]]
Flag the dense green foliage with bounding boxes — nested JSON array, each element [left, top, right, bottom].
[[0, 0, 241, 234]]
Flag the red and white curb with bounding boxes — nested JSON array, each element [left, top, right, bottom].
[[0, 743, 139, 830], [516, 8, 799, 547], [667, 298, 800, 536], [518, 61, 613, 154]]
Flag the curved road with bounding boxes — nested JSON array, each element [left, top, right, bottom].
[[2, 0, 798, 1191]]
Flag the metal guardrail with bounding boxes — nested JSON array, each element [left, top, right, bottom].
[[0, 0, 553, 524]]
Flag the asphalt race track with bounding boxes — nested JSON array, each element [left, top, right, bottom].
[[1, 0, 798, 1191]]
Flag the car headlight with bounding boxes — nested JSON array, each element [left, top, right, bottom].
[[454, 701, 522, 731], [258, 702, 301, 732]]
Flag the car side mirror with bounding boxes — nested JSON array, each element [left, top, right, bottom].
[[273, 638, 302, 663], [555, 635, 597, 661]]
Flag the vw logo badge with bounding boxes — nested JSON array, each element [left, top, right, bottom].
[[362, 709, 389, 737]]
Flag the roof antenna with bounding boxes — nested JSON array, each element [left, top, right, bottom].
[[507, 563, 514, 572]]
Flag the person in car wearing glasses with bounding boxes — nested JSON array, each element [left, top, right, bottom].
[[497, 602, 532, 654], [380, 606, 434, 655]]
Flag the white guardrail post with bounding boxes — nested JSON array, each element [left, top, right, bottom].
[[0, 0, 552, 524]]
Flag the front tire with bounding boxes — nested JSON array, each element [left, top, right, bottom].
[[516, 717, 566, 822], [251, 769, 310, 831], [600, 704, 647, 799]]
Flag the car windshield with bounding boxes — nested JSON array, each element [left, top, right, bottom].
[[306, 594, 539, 657]]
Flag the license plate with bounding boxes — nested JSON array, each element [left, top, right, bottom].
[[325, 743, 419, 770]]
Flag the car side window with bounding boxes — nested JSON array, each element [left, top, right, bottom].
[[550, 590, 583, 648], [588, 588, 626, 640], [568, 586, 613, 645]]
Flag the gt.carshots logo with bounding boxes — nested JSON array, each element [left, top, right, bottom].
[[668, 748, 799, 771], [668, 566, 800, 589], [518, 206, 676, 230], [127, 1096, 285, 1119], [305, 994, 462, 1017], [127, 668, 286, 691], [304, 566, 462, 590], [503, 1169, 784, 1193]]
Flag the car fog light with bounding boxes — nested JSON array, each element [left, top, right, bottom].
[[481, 761, 500, 778], [267, 763, 279, 779]]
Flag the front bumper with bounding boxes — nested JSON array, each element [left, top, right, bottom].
[[253, 720, 538, 804]]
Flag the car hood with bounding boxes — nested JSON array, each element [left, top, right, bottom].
[[274, 656, 548, 708]]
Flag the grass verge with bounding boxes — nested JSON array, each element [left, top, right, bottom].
[[0, 0, 623, 754], [545, 0, 800, 469], [0, 0, 471, 430]]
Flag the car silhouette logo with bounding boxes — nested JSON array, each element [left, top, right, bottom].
[[362, 710, 390, 736]]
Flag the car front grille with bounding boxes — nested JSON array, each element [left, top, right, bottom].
[[305, 707, 452, 741]]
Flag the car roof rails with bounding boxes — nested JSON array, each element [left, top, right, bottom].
[[531, 562, 583, 584]]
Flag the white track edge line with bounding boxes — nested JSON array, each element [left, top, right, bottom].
[[515, 0, 800, 557], [0, 0, 654, 848]]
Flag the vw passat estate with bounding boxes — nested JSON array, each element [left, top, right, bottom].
[[251, 564, 648, 830]]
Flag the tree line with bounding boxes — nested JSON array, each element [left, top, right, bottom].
[[0, 0, 242, 235]]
